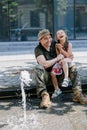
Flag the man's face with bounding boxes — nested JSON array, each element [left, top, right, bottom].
[[39, 34, 52, 48]]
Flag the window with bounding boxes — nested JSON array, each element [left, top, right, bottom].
[[54, 0, 74, 39], [75, 0, 87, 39], [54, 0, 87, 40], [1, 0, 87, 41], [30, 11, 40, 27], [0, 0, 53, 41]]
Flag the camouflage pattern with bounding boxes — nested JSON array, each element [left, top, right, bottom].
[[34, 64, 52, 95], [69, 64, 82, 92], [34, 64, 82, 96]]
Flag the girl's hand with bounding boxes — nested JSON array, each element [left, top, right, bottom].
[[56, 44, 63, 50]]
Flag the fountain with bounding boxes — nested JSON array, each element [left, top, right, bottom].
[[5, 70, 42, 130], [20, 70, 32, 122]]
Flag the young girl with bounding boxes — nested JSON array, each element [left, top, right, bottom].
[[51, 29, 74, 98]]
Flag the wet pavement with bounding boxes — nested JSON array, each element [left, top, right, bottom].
[[0, 93, 87, 130]]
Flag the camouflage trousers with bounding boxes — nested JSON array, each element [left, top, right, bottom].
[[34, 64, 82, 96]]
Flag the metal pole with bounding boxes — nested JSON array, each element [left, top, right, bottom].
[[8, 0, 10, 41]]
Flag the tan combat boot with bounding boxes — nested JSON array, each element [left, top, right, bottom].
[[40, 91, 51, 108], [73, 91, 87, 105]]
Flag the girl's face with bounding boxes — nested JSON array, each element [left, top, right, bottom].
[[56, 30, 67, 41]]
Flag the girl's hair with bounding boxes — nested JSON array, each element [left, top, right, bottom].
[[63, 37, 69, 51]]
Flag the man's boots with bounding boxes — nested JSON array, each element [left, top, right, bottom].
[[40, 91, 51, 108], [73, 90, 87, 104]]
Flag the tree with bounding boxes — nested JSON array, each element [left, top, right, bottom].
[[34, 0, 67, 15], [0, 0, 18, 40], [2, 0, 18, 22], [58, 0, 67, 15]]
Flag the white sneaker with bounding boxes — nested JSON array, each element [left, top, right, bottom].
[[62, 79, 69, 87], [52, 89, 62, 98]]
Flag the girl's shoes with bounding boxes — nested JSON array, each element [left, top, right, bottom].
[[62, 79, 69, 87], [52, 89, 62, 98]]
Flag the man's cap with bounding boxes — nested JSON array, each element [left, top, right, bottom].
[[38, 29, 52, 40]]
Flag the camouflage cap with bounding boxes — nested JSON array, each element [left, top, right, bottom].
[[38, 29, 52, 40]]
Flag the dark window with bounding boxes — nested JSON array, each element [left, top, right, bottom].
[[54, 0, 74, 39], [75, 0, 87, 39], [54, 0, 87, 40], [30, 11, 40, 27], [0, 0, 53, 41], [1, 0, 87, 41]]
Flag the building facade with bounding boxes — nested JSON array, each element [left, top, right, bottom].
[[0, 0, 87, 41]]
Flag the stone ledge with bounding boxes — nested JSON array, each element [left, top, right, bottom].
[[0, 62, 87, 98]]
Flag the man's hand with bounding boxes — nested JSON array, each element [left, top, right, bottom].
[[57, 54, 64, 61]]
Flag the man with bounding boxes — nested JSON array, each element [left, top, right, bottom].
[[34, 29, 87, 108]]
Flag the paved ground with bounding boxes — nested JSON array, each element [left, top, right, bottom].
[[0, 50, 87, 130], [0, 94, 87, 130]]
